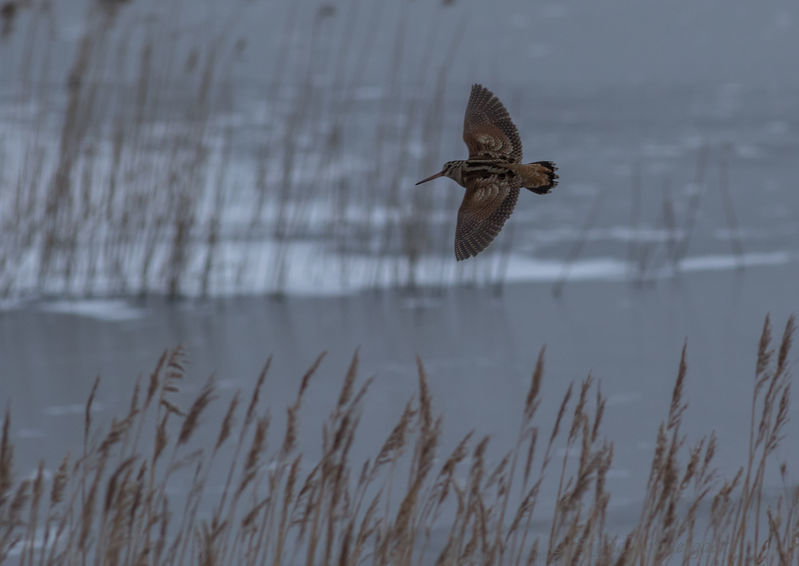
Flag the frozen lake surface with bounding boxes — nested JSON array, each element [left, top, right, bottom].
[[1, 0, 798, 559]]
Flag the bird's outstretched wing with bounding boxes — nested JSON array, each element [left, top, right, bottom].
[[462, 84, 523, 163], [455, 177, 520, 260]]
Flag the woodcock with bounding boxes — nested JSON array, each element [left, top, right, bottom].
[[416, 84, 558, 260]]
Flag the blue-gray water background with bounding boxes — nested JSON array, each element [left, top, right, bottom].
[[1, 0, 798, 545]]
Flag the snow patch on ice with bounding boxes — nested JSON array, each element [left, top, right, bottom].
[[38, 300, 145, 321], [679, 251, 791, 272]]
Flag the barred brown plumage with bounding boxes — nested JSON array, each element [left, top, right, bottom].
[[415, 84, 558, 260]]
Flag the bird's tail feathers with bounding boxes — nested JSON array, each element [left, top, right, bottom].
[[521, 161, 558, 195]]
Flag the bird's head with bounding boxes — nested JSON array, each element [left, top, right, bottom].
[[415, 160, 464, 186]]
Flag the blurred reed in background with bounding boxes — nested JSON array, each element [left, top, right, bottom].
[[0, 0, 508, 299]]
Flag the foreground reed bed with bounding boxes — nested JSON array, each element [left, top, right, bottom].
[[0, 314, 796, 564]]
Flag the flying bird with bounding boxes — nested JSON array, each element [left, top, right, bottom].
[[416, 84, 558, 260]]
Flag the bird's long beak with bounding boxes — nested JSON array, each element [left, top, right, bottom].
[[415, 170, 445, 185]]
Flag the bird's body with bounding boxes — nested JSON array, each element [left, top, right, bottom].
[[416, 84, 558, 260]]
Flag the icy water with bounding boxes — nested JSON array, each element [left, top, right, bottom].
[[2, 0, 799, 557]]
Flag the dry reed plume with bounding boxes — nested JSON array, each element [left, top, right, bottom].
[[0, 314, 796, 564]]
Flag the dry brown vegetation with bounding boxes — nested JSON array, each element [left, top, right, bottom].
[[0, 0, 512, 299], [0, 314, 796, 565]]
